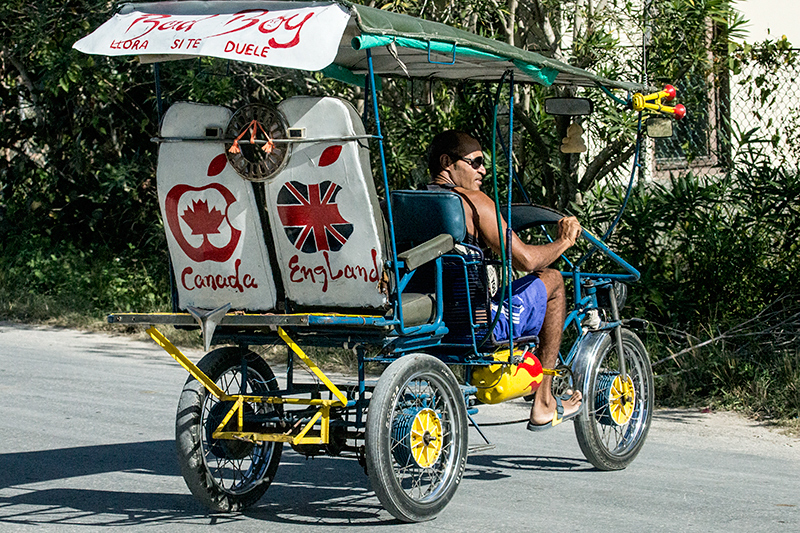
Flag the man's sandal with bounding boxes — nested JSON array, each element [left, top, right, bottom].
[[526, 396, 581, 432]]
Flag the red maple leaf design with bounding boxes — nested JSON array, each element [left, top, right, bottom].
[[181, 200, 225, 236]]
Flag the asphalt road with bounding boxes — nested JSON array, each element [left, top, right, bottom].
[[0, 323, 797, 532]]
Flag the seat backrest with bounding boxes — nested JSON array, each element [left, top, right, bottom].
[[390, 190, 467, 248], [157, 102, 279, 312], [263, 96, 389, 310], [391, 189, 494, 349]]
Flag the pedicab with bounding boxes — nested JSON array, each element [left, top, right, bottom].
[[74, 1, 685, 522]]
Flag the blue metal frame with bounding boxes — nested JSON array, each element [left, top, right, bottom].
[[227, 40, 648, 428], [350, 56, 644, 373]]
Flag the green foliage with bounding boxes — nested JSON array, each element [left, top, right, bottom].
[[0, 233, 169, 320], [647, 0, 744, 164], [600, 142, 800, 325], [648, 305, 800, 421], [647, 0, 747, 78], [581, 135, 800, 419]]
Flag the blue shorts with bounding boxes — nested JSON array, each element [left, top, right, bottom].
[[491, 274, 547, 342]]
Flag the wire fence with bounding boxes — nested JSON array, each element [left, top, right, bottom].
[[649, 47, 800, 179]]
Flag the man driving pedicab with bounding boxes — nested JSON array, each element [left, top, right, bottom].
[[427, 130, 583, 430]]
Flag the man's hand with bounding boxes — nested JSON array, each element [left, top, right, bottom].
[[558, 216, 582, 247]]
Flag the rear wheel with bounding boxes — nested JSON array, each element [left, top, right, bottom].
[[575, 329, 653, 470], [176, 347, 282, 511], [366, 354, 468, 522]]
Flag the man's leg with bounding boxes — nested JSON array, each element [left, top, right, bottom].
[[530, 268, 582, 426]]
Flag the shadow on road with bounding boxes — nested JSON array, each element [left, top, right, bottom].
[[0, 440, 215, 526], [0, 440, 594, 527], [653, 408, 712, 424], [0, 488, 219, 527], [0, 441, 391, 527], [0, 440, 180, 489], [465, 453, 590, 482]]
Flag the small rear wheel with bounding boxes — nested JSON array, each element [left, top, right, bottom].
[[365, 354, 468, 522], [575, 329, 653, 470], [176, 347, 282, 511]]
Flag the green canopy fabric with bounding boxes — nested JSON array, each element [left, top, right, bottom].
[[336, 2, 647, 92]]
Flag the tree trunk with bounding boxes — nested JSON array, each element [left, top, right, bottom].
[[507, 0, 517, 46]]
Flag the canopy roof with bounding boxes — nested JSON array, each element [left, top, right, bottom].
[[74, 0, 647, 92]]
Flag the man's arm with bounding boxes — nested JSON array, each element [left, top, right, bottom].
[[462, 189, 580, 272]]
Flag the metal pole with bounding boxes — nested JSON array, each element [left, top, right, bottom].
[[365, 49, 404, 330], [609, 287, 627, 381], [506, 72, 515, 356]]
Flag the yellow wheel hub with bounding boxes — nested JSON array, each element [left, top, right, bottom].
[[409, 408, 443, 468], [608, 374, 636, 425]]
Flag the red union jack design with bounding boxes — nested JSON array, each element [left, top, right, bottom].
[[276, 180, 354, 253]]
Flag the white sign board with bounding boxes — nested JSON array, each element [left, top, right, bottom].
[[73, 1, 350, 70]]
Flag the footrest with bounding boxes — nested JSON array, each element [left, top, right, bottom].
[[468, 443, 496, 455], [460, 384, 478, 396]]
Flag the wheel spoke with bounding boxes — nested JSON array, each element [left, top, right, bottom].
[[366, 355, 468, 521], [576, 331, 653, 470]]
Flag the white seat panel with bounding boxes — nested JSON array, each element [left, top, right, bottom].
[[266, 97, 388, 309], [157, 102, 278, 311]]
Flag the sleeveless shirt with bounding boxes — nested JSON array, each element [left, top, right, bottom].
[[426, 183, 482, 247]]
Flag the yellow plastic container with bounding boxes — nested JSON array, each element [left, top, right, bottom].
[[470, 348, 544, 404]]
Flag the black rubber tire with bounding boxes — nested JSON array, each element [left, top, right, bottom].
[[575, 329, 654, 470], [365, 354, 468, 522], [175, 346, 282, 511]]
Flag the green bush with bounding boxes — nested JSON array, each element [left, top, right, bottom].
[[0, 233, 169, 321], [582, 139, 800, 420]]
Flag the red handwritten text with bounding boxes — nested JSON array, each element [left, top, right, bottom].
[[224, 41, 269, 58], [288, 249, 381, 293], [125, 13, 219, 40], [110, 39, 149, 50], [181, 259, 258, 293], [119, 10, 314, 50], [260, 13, 314, 49]]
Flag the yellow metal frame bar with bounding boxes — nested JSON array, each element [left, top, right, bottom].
[[148, 327, 229, 399], [277, 327, 348, 406], [146, 326, 347, 446]]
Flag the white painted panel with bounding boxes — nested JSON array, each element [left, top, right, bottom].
[[266, 96, 388, 309], [73, 1, 350, 70], [157, 102, 277, 311]]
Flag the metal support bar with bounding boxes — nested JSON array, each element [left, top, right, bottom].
[[293, 409, 325, 444], [147, 327, 228, 399], [467, 413, 492, 445], [356, 345, 366, 427], [146, 326, 345, 446], [151, 134, 377, 144], [214, 395, 244, 437], [608, 288, 627, 381], [278, 327, 348, 406]]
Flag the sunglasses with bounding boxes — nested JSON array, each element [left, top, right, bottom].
[[457, 155, 484, 169]]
